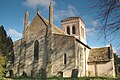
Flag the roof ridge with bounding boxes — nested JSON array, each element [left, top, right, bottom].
[[37, 13, 67, 35], [37, 13, 48, 27], [91, 46, 110, 49]]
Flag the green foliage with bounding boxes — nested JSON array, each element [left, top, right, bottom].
[[4, 76, 117, 80], [0, 55, 6, 79], [0, 25, 14, 78], [114, 54, 120, 65], [0, 26, 14, 61]]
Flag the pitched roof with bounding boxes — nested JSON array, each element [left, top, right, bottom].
[[88, 47, 112, 62], [35, 14, 91, 49], [76, 38, 91, 49], [37, 13, 67, 35]]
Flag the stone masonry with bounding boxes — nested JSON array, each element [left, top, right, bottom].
[[13, 2, 116, 78]]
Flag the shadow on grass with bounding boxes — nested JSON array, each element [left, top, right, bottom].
[[4, 76, 120, 80], [47, 76, 118, 80]]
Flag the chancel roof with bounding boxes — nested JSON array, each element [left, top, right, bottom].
[[88, 47, 112, 62]]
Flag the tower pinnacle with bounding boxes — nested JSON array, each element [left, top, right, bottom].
[[37, 8, 40, 15], [49, 2, 53, 26], [24, 9, 29, 31], [23, 9, 29, 39]]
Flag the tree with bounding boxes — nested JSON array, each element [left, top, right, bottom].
[[0, 55, 6, 79], [0, 26, 7, 55], [91, 0, 120, 50], [0, 25, 14, 78], [114, 54, 120, 65]]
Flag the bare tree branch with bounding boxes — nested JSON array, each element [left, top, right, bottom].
[[90, 0, 120, 55]]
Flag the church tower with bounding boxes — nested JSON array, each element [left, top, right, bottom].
[[61, 17, 87, 44], [23, 9, 29, 40]]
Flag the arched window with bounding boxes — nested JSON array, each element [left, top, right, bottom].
[[64, 53, 67, 64], [72, 26, 76, 34], [67, 26, 70, 35], [34, 40, 39, 61]]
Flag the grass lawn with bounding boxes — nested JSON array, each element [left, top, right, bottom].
[[3, 76, 120, 80], [47, 76, 119, 80]]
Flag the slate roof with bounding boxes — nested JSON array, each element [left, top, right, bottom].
[[88, 47, 112, 62]]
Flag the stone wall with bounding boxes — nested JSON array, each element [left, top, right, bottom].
[[75, 40, 90, 77], [88, 59, 115, 77], [26, 14, 47, 42], [24, 37, 45, 76], [13, 13, 53, 77], [13, 39, 26, 76], [51, 34, 76, 77]]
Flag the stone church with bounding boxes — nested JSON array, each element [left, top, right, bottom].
[[13, 2, 116, 77]]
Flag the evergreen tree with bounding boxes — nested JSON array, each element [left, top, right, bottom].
[[114, 54, 120, 65], [0, 25, 14, 78], [0, 25, 7, 55], [0, 55, 6, 79]]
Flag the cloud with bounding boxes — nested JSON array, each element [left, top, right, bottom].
[[86, 20, 100, 37], [86, 28, 95, 37], [86, 28, 94, 32], [23, 0, 56, 9], [90, 20, 100, 28], [7, 29, 22, 41], [54, 4, 79, 21]]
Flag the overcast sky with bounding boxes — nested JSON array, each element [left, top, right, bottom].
[[0, 0, 119, 56]]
